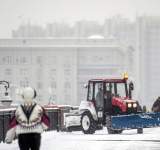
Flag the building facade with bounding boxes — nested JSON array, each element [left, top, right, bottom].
[[0, 38, 134, 105], [137, 16, 160, 108]]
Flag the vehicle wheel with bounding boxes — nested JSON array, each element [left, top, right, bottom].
[[106, 115, 123, 134], [137, 128, 143, 134], [67, 127, 72, 132], [81, 111, 96, 134]]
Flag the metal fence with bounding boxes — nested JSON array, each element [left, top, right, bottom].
[[0, 110, 15, 142], [0, 106, 71, 143]]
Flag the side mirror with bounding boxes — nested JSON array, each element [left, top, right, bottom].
[[129, 82, 134, 99], [129, 82, 134, 91]]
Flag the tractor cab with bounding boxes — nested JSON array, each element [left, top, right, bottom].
[[78, 75, 140, 134], [86, 76, 138, 116]]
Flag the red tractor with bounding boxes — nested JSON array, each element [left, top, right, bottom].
[[79, 74, 142, 134], [65, 74, 160, 134]]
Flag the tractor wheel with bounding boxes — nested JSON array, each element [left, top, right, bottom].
[[106, 115, 123, 134], [81, 111, 96, 134], [67, 127, 72, 132]]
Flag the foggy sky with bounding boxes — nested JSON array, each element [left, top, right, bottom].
[[0, 0, 160, 38]]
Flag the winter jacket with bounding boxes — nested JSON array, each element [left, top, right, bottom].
[[5, 103, 49, 143], [152, 97, 160, 112]]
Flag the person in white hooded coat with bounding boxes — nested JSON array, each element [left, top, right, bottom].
[[5, 87, 50, 150]]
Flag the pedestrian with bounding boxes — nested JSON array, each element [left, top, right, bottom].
[[152, 96, 160, 112], [5, 87, 50, 150]]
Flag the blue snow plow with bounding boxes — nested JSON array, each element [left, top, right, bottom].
[[111, 112, 160, 130]]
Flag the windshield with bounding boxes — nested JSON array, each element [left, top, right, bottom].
[[105, 82, 128, 98], [116, 83, 127, 97]]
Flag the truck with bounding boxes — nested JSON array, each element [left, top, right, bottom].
[[64, 74, 160, 134]]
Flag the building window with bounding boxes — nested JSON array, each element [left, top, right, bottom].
[[63, 57, 72, 68], [36, 56, 43, 65], [37, 82, 43, 90], [15, 56, 29, 65], [64, 82, 71, 89], [79, 56, 87, 64], [36, 69, 43, 80], [64, 69, 71, 76], [50, 69, 57, 80], [5, 68, 12, 76], [64, 94, 71, 102], [2, 56, 13, 65], [20, 80, 29, 87], [48, 56, 56, 65], [20, 56, 27, 64], [20, 68, 29, 76], [50, 81, 57, 89]]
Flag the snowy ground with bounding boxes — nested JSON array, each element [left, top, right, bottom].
[[1, 127, 160, 150]]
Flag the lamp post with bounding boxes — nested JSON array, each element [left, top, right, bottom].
[[0, 81, 12, 107]]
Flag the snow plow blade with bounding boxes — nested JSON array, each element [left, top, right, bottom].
[[111, 112, 160, 130]]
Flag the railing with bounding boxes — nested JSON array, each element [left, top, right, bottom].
[[0, 105, 71, 142]]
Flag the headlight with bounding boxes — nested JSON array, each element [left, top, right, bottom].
[[128, 103, 132, 108], [133, 103, 137, 108]]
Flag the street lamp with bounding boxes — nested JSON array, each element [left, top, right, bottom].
[[0, 81, 12, 107], [0, 80, 9, 95]]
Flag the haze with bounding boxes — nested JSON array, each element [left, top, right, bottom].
[[0, 0, 160, 38]]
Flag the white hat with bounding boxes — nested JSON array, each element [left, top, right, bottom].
[[22, 87, 36, 102]]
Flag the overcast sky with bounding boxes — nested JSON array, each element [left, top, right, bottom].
[[0, 0, 160, 38]]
